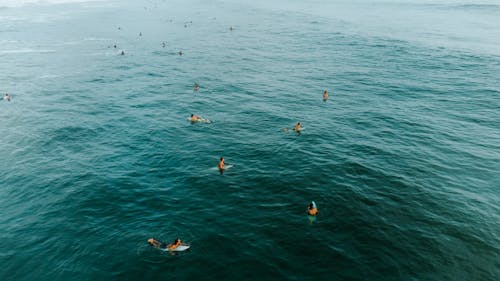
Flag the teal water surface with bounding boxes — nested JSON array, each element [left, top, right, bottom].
[[1, 0, 499, 280]]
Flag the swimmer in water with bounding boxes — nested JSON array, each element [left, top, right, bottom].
[[218, 157, 225, 170], [148, 238, 163, 248], [293, 122, 302, 131], [139, 32, 142, 36], [113, 44, 117, 49], [230, 26, 234, 31], [190, 114, 202, 122], [178, 51, 183, 56], [193, 83, 199, 92], [4, 93, 11, 101], [167, 238, 182, 250], [307, 202, 318, 216], [121, 50, 125, 55], [162, 42, 166, 48], [323, 90, 329, 101]]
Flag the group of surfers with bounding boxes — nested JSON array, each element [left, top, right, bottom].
[[149, 89, 328, 251], [149, 202, 318, 251]]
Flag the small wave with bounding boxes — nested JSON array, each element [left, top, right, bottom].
[[0, 0, 107, 8], [0, 49, 55, 54], [452, 3, 500, 10]]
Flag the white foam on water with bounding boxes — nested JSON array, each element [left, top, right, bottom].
[[0, 0, 107, 8]]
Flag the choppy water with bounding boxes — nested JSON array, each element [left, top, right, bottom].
[[1, 0, 499, 280]]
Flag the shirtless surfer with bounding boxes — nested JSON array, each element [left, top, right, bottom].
[[307, 202, 318, 216], [293, 122, 302, 131], [218, 157, 225, 170]]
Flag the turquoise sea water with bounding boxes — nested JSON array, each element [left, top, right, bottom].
[[1, 0, 499, 280]]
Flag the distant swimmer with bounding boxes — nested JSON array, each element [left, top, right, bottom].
[[190, 114, 202, 122], [293, 122, 302, 131], [178, 51, 183, 56], [139, 32, 142, 36], [113, 44, 117, 48], [162, 42, 166, 48], [121, 50, 125, 55], [218, 157, 225, 170], [193, 83, 199, 92], [229, 26, 234, 31], [118, 27, 121, 30], [4, 93, 11, 101], [307, 202, 318, 216], [323, 90, 329, 101]]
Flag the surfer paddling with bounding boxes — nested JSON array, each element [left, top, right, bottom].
[[147, 238, 183, 250], [167, 238, 182, 250], [190, 114, 202, 122]]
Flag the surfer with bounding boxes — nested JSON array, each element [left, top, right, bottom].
[[293, 122, 302, 132], [323, 90, 329, 101], [167, 238, 182, 250], [4, 93, 11, 101], [190, 114, 202, 122], [307, 202, 318, 216], [218, 157, 225, 170]]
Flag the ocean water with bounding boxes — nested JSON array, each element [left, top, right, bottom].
[[0, 0, 499, 280]]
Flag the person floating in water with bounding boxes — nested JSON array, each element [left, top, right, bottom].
[[307, 202, 318, 216], [190, 114, 202, 122], [162, 42, 166, 48], [178, 51, 183, 56], [121, 50, 125, 55], [148, 238, 163, 248], [230, 26, 234, 31], [193, 83, 199, 92], [4, 93, 12, 101], [113, 44, 117, 49], [139, 32, 142, 36], [293, 122, 302, 132], [218, 157, 225, 170], [323, 90, 329, 101]]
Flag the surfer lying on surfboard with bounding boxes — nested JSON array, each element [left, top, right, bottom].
[[189, 114, 211, 123], [282, 122, 303, 133], [148, 238, 186, 250]]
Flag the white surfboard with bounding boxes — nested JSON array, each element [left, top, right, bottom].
[[209, 164, 233, 171], [162, 244, 190, 252]]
